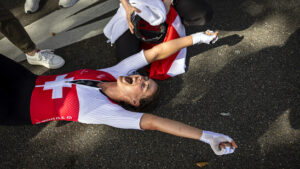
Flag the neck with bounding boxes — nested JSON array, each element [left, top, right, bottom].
[[97, 82, 124, 102]]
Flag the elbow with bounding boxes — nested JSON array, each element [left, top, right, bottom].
[[140, 113, 160, 130], [152, 45, 163, 62]]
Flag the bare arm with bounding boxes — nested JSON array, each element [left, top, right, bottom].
[[140, 113, 238, 155], [140, 113, 203, 140], [144, 30, 218, 63], [144, 35, 193, 63]]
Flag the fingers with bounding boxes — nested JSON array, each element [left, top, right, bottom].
[[214, 31, 219, 37], [218, 140, 237, 155], [231, 140, 238, 148], [128, 21, 134, 34], [205, 30, 214, 35], [127, 14, 134, 34], [203, 30, 219, 44], [204, 30, 218, 36], [224, 146, 235, 154], [134, 7, 141, 13], [219, 144, 235, 155], [219, 142, 231, 149], [126, 6, 140, 34]]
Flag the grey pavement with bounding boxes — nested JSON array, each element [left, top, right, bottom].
[[0, 0, 299, 169]]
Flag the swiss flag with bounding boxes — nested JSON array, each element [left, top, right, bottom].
[[141, 6, 186, 80]]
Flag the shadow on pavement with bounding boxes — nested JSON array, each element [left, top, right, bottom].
[[184, 28, 299, 169]]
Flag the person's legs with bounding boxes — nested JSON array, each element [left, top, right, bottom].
[[115, 30, 141, 61], [0, 3, 65, 69], [0, 3, 36, 53], [25, 0, 79, 14], [0, 54, 36, 125]]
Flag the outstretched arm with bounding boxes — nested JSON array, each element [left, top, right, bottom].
[[101, 31, 218, 77], [144, 30, 218, 63], [140, 113, 238, 155]]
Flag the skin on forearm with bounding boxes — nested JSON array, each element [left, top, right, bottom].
[[120, 0, 129, 6], [120, 0, 130, 9], [144, 36, 193, 63], [140, 114, 203, 140]]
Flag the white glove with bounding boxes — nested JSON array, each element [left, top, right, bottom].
[[191, 30, 218, 45], [200, 130, 236, 155]]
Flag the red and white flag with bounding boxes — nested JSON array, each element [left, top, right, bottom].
[[142, 6, 186, 80]]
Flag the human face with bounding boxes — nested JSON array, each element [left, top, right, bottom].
[[117, 75, 158, 107]]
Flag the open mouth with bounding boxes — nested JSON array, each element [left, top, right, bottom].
[[124, 76, 133, 84]]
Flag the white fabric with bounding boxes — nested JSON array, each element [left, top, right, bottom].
[[166, 15, 186, 77], [167, 47, 186, 76], [191, 31, 218, 45], [77, 85, 144, 129], [104, 0, 166, 44], [101, 50, 148, 78], [200, 130, 235, 155], [77, 50, 148, 129]]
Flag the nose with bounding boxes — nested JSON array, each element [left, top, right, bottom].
[[134, 76, 142, 84]]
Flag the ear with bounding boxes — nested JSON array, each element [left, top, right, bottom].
[[130, 99, 140, 107]]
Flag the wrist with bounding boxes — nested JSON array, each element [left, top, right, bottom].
[[200, 130, 215, 144], [191, 32, 204, 45], [199, 130, 210, 144]]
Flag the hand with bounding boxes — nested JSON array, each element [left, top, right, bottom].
[[123, 3, 141, 34], [200, 130, 238, 155], [191, 30, 219, 45]]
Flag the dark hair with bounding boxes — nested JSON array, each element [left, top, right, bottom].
[[139, 84, 160, 111], [119, 84, 160, 112]]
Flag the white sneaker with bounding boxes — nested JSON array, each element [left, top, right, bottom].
[[24, 0, 40, 14], [26, 49, 65, 69], [59, 0, 79, 8]]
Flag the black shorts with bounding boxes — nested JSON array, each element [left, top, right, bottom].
[[115, 30, 140, 61], [0, 54, 36, 125]]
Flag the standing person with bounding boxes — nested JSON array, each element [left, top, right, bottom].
[[104, 0, 214, 80], [0, 31, 237, 156], [25, 0, 79, 14], [0, 2, 65, 69]]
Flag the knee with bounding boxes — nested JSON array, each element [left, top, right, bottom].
[[140, 113, 159, 130]]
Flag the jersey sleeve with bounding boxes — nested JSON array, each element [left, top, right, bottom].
[[99, 50, 149, 78], [78, 104, 144, 130]]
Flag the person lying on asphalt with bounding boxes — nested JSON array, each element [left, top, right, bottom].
[[0, 30, 237, 155]]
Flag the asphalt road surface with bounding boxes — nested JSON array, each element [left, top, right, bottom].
[[0, 0, 299, 169]]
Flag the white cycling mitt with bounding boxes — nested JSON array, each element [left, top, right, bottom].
[[200, 130, 236, 155], [191, 30, 219, 45]]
